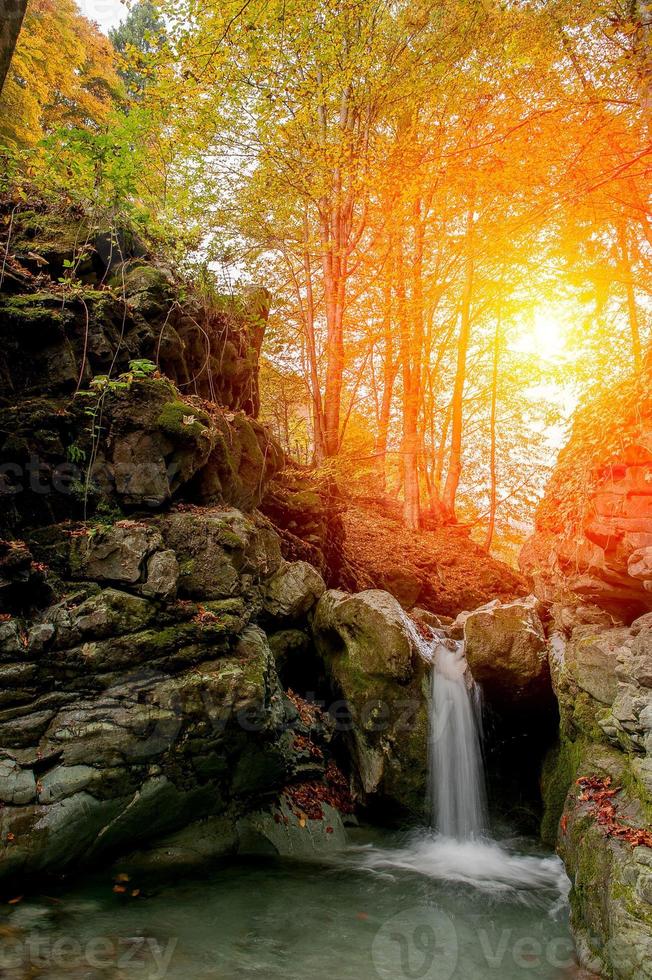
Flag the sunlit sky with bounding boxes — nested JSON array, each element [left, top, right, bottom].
[[78, 0, 128, 33]]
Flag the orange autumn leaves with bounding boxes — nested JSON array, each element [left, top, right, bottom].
[[564, 775, 652, 850]]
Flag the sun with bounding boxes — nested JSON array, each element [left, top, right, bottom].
[[532, 308, 566, 360], [514, 305, 569, 362]]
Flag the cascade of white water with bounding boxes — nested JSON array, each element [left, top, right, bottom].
[[428, 637, 488, 839]]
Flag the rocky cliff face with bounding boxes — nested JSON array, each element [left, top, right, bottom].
[[523, 368, 652, 623], [0, 203, 432, 883], [540, 615, 652, 979], [525, 369, 652, 978]]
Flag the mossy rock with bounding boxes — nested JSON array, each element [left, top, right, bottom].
[[157, 400, 212, 442], [313, 589, 429, 816]]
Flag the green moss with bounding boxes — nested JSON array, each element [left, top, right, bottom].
[[179, 559, 196, 578], [569, 816, 612, 936], [13, 209, 91, 258], [0, 292, 67, 327], [621, 763, 652, 825], [157, 400, 211, 442], [217, 529, 245, 550], [540, 735, 585, 845], [556, 674, 609, 743]]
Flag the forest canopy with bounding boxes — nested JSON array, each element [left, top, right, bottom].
[[0, 0, 650, 558]]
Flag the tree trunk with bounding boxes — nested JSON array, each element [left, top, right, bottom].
[[442, 208, 475, 518], [374, 279, 398, 492], [398, 206, 424, 530], [0, 0, 26, 95], [301, 216, 326, 462], [484, 314, 501, 552]]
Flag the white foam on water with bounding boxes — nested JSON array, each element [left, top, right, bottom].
[[350, 831, 569, 906]]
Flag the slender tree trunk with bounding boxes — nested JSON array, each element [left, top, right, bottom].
[[617, 221, 642, 371], [374, 279, 398, 492], [433, 401, 452, 495], [442, 208, 475, 518], [320, 209, 342, 456], [301, 216, 326, 462], [484, 312, 501, 552], [398, 206, 424, 530], [0, 0, 26, 95]]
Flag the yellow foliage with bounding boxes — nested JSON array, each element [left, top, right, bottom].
[[0, 0, 124, 147]]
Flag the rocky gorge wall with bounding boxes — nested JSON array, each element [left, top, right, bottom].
[[523, 366, 652, 979], [0, 203, 433, 884]]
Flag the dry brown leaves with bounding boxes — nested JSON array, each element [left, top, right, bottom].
[[292, 733, 323, 761], [193, 604, 219, 625], [283, 761, 354, 823], [286, 689, 322, 727], [576, 775, 652, 849]]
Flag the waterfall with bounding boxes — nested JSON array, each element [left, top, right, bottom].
[[428, 637, 488, 839], [352, 625, 569, 908]]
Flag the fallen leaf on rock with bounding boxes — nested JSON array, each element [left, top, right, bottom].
[[577, 775, 652, 849]]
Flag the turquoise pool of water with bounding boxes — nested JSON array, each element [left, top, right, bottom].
[[1, 827, 583, 980]]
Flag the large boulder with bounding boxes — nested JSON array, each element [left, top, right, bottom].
[[462, 596, 551, 709], [312, 589, 430, 817], [263, 560, 326, 620], [159, 508, 281, 601]]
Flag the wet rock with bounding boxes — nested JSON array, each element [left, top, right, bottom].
[[263, 560, 325, 620], [462, 596, 551, 708], [542, 608, 652, 978], [0, 757, 36, 804], [72, 524, 162, 584], [0, 620, 305, 880], [312, 589, 429, 817], [237, 797, 347, 858], [141, 549, 179, 599], [115, 814, 239, 876]]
